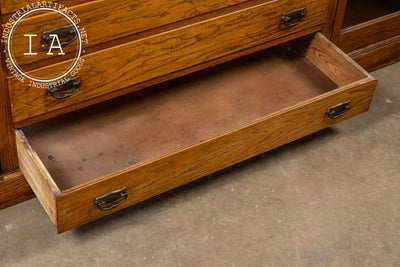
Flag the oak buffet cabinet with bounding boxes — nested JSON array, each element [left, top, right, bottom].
[[0, 0, 379, 232]]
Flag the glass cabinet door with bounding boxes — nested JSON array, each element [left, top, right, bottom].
[[343, 0, 400, 28]]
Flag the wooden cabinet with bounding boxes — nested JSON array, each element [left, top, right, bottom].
[[0, 0, 378, 232], [329, 0, 400, 71]]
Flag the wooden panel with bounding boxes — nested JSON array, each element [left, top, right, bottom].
[[6, 0, 259, 66], [350, 35, 400, 72], [16, 131, 60, 225], [0, 170, 34, 209], [338, 11, 400, 53], [9, 0, 330, 125]]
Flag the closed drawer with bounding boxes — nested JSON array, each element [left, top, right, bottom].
[[16, 33, 377, 233], [6, 0, 268, 66], [9, 0, 330, 126]]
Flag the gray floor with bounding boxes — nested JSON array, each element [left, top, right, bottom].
[[1, 62, 399, 266]]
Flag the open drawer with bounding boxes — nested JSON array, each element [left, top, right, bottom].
[[16, 33, 377, 233]]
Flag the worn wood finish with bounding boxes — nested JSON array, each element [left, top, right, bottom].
[[16, 131, 60, 225], [338, 11, 400, 53], [16, 34, 377, 232], [350, 35, 400, 72], [9, 0, 330, 126], [6, 0, 262, 66], [0, 170, 34, 209]]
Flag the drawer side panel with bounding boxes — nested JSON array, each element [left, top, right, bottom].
[[16, 130, 59, 225]]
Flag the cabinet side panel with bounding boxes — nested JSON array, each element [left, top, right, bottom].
[[0, 38, 18, 173]]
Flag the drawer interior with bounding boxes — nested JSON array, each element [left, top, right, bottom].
[[20, 34, 369, 192]]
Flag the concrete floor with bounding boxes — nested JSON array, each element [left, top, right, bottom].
[[1, 62, 399, 266]]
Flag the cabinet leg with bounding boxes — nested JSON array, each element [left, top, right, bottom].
[[0, 171, 34, 210]]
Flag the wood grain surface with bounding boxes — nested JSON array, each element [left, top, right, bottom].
[[17, 34, 377, 232], [9, 0, 330, 125], [294, 33, 367, 87]]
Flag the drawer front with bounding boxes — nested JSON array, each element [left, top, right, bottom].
[[16, 33, 377, 233], [6, 0, 256, 66], [9, 0, 330, 125]]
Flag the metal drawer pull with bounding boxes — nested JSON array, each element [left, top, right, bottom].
[[42, 25, 78, 47], [281, 7, 307, 27], [327, 100, 351, 119], [47, 76, 81, 99], [95, 187, 128, 211]]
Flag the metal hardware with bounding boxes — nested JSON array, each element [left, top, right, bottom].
[[281, 7, 307, 27], [47, 76, 81, 99], [42, 25, 78, 47], [327, 100, 351, 119], [94, 187, 128, 211]]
